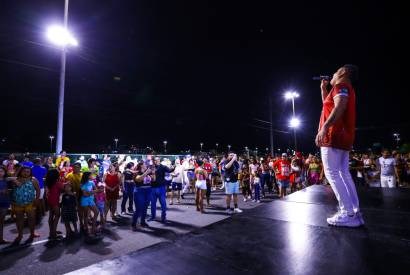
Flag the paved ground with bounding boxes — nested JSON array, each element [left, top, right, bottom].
[[0, 189, 278, 275], [67, 185, 410, 275]]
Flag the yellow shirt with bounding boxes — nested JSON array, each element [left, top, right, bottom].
[[56, 156, 70, 168], [66, 172, 82, 197]]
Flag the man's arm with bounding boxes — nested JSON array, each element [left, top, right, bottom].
[[322, 96, 348, 130], [225, 156, 236, 169], [321, 80, 329, 102]]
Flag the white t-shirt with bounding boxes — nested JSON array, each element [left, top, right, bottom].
[[2, 159, 18, 166], [249, 164, 259, 174], [378, 157, 396, 176], [172, 165, 183, 183]]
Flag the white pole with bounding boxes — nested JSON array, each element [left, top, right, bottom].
[[56, 0, 69, 154]]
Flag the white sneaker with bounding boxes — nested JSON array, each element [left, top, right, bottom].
[[327, 212, 361, 227], [233, 208, 243, 213], [252, 199, 256, 202], [243, 198, 247, 202], [226, 209, 233, 214], [247, 196, 251, 200], [257, 200, 261, 203]]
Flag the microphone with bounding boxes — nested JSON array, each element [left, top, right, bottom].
[[312, 75, 331, 81]]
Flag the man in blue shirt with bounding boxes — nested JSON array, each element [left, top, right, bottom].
[[32, 158, 47, 219], [149, 157, 174, 223]]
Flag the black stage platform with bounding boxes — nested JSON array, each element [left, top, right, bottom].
[[71, 185, 410, 275]]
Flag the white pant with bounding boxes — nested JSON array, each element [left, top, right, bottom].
[[321, 147, 360, 215], [380, 175, 396, 188]]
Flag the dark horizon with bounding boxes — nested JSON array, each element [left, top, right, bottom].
[[1, 0, 406, 154]]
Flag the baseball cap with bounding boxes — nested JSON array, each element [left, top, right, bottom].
[[281, 153, 287, 157]]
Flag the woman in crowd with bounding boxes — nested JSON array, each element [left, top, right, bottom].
[[307, 156, 323, 185], [10, 166, 41, 244], [103, 164, 121, 219], [45, 168, 65, 239], [132, 162, 153, 230], [240, 163, 252, 201], [121, 162, 135, 215], [0, 166, 10, 244], [194, 160, 208, 213]]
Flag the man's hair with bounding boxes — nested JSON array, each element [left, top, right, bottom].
[[343, 64, 359, 84]]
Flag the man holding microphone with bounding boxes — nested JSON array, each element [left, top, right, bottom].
[[316, 64, 363, 227]]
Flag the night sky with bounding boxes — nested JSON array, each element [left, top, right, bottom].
[[0, 0, 406, 153]]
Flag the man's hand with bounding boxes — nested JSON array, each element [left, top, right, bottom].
[[321, 79, 329, 90], [315, 126, 328, 147], [233, 154, 237, 161]]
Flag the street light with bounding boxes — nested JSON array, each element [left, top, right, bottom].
[[49, 136, 55, 153], [216, 143, 219, 153], [289, 117, 301, 128], [255, 147, 258, 156], [228, 145, 231, 152], [163, 140, 168, 154], [114, 138, 119, 150], [46, 0, 78, 153], [200, 142, 204, 152], [393, 133, 400, 148], [245, 146, 250, 159], [285, 91, 300, 151]]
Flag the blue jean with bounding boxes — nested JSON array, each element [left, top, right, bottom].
[[151, 186, 167, 221], [132, 187, 152, 225], [121, 182, 134, 213], [254, 183, 261, 201]]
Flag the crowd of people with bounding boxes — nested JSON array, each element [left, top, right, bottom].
[[0, 148, 409, 245]]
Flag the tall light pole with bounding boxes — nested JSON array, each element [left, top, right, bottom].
[[228, 145, 231, 152], [255, 147, 258, 157], [285, 91, 300, 151], [163, 140, 168, 154], [49, 136, 55, 153], [215, 143, 219, 153], [200, 142, 204, 152], [46, 0, 78, 153], [114, 138, 119, 151], [269, 95, 274, 156], [245, 146, 250, 159]]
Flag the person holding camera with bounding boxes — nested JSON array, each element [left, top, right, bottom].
[[223, 152, 243, 214]]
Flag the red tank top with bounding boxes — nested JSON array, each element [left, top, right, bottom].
[[105, 173, 119, 188]]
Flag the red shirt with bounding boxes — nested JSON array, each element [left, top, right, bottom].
[[203, 163, 212, 174], [273, 159, 291, 180], [319, 83, 356, 151]]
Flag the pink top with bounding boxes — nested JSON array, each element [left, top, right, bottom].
[[47, 178, 64, 207]]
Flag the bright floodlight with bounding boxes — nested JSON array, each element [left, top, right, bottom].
[[289, 117, 301, 128], [47, 25, 78, 46], [285, 91, 300, 100]]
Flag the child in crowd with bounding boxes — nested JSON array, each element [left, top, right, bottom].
[[80, 172, 99, 236], [0, 166, 11, 244], [61, 183, 78, 238], [252, 168, 261, 203], [95, 182, 106, 230]]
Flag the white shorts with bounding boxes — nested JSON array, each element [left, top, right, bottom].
[[40, 188, 45, 199], [195, 180, 207, 190], [380, 175, 396, 188]]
